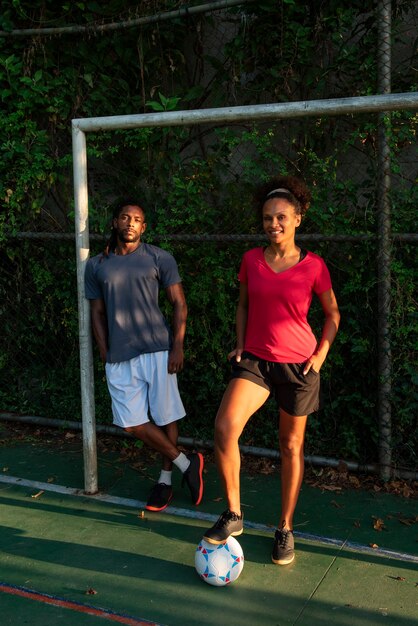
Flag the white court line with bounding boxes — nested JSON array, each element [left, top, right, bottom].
[[1, 474, 417, 564]]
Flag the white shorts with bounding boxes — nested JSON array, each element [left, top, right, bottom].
[[105, 351, 186, 428]]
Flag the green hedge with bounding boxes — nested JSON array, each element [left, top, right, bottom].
[[0, 0, 416, 470]]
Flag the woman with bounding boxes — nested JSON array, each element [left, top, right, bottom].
[[203, 175, 340, 565]]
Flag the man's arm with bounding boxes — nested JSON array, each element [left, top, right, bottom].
[[165, 283, 187, 374], [90, 298, 108, 363]]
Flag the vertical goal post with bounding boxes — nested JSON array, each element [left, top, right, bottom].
[[72, 92, 418, 494]]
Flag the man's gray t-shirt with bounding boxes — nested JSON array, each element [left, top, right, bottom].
[[84, 243, 181, 363]]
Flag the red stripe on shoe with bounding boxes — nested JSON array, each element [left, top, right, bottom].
[[145, 494, 173, 512], [194, 453, 204, 505]]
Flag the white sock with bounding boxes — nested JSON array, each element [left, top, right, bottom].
[[173, 452, 190, 473], [158, 470, 172, 486]]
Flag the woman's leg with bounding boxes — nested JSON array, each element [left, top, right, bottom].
[[278, 408, 308, 529], [215, 378, 270, 514]]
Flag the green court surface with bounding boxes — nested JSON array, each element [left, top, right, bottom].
[[0, 426, 417, 626]]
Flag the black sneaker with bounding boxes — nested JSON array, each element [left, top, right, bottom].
[[182, 452, 204, 505], [145, 483, 173, 512], [203, 509, 244, 545], [271, 527, 295, 565]]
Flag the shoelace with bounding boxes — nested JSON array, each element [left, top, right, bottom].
[[217, 510, 239, 527], [277, 529, 291, 548]]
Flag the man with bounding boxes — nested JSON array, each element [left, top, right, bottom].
[[84, 200, 204, 512]]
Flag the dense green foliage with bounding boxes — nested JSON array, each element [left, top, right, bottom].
[[0, 1, 416, 471]]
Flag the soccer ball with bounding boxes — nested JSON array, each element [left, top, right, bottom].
[[195, 536, 244, 586]]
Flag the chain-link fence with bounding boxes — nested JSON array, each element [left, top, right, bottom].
[[1, 1, 417, 486]]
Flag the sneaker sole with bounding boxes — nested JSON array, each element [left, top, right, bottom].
[[202, 528, 243, 545], [193, 452, 204, 506], [145, 493, 173, 512], [271, 553, 295, 566]]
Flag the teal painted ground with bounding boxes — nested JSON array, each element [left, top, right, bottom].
[[0, 422, 417, 625]]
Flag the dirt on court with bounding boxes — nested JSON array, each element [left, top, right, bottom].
[[1, 419, 416, 501]]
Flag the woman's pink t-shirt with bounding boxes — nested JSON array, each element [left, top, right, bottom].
[[238, 248, 332, 363]]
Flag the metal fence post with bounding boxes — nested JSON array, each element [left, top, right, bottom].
[[377, 0, 392, 481], [72, 123, 98, 494]]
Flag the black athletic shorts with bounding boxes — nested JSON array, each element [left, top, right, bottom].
[[230, 351, 321, 416]]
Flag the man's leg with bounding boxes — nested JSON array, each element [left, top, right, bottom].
[[125, 421, 180, 461], [161, 421, 179, 471], [144, 351, 204, 506], [108, 353, 204, 507], [135, 421, 178, 512], [126, 420, 203, 508]]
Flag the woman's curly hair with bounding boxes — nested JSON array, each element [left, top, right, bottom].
[[253, 175, 311, 218]]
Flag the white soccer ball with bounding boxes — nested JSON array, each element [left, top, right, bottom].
[[195, 536, 244, 586]]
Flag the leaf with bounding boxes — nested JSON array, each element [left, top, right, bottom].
[[145, 101, 165, 112], [83, 73, 93, 88], [183, 85, 205, 101], [166, 98, 181, 111], [399, 517, 417, 526], [372, 517, 386, 532], [159, 92, 168, 107], [86, 587, 97, 595]]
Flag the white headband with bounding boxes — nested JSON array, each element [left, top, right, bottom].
[[266, 187, 291, 197]]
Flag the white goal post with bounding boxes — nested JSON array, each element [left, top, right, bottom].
[[72, 92, 418, 494]]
